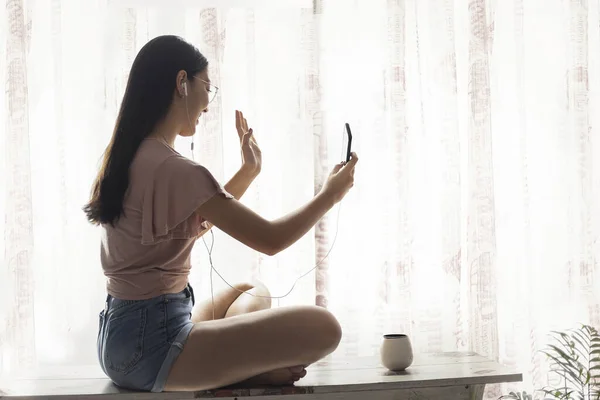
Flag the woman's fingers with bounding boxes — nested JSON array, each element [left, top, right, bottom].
[[242, 129, 252, 145], [331, 163, 344, 174], [235, 110, 243, 139], [242, 115, 249, 133], [250, 130, 258, 145], [235, 110, 252, 142]]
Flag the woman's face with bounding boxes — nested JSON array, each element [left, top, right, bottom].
[[179, 68, 214, 137]]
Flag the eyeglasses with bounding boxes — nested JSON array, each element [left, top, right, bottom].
[[194, 76, 219, 104]]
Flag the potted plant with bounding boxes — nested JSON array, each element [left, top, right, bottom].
[[501, 324, 600, 400]]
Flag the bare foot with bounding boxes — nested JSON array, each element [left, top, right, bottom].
[[234, 366, 307, 387]]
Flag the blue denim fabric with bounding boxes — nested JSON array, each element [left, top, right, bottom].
[[97, 284, 195, 392]]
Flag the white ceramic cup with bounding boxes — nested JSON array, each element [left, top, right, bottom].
[[380, 334, 414, 371]]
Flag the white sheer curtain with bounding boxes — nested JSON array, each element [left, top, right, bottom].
[[2, 0, 600, 397]]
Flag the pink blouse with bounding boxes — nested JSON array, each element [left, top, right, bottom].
[[100, 138, 233, 300]]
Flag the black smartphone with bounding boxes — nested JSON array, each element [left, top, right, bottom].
[[344, 123, 353, 163]]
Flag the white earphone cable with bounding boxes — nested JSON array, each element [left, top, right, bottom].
[[201, 201, 342, 316], [187, 94, 348, 320]]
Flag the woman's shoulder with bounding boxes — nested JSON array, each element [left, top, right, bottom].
[[132, 139, 184, 176], [133, 138, 219, 186], [137, 137, 177, 161]]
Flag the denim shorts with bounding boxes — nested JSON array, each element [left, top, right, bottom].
[[97, 284, 195, 392]]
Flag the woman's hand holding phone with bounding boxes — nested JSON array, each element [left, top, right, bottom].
[[320, 152, 359, 204]]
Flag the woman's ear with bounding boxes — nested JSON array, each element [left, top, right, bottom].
[[175, 70, 188, 97]]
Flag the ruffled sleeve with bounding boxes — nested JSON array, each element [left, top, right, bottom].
[[141, 155, 234, 245]]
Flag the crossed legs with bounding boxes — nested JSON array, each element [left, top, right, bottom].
[[164, 281, 342, 391]]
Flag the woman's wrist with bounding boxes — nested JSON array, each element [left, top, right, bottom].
[[315, 189, 336, 210], [239, 164, 260, 180]]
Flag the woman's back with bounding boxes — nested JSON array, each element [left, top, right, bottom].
[[101, 138, 232, 300]]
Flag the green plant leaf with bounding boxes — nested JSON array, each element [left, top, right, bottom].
[[585, 370, 591, 385], [541, 385, 576, 399], [551, 332, 574, 349], [573, 327, 591, 345], [583, 324, 598, 334], [544, 349, 572, 367], [547, 369, 584, 390], [570, 334, 591, 362], [553, 332, 588, 361], [542, 326, 600, 399], [547, 368, 582, 390], [551, 330, 571, 339], [499, 391, 537, 400], [547, 345, 576, 362], [541, 388, 559, 397], [572, 329, 592, 351], [546, 345, 587, 374], [545, 356, 579, 378]]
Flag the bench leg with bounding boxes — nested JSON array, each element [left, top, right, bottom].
[[469, 384, 485, 400]]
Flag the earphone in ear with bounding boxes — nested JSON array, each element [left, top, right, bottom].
[[183, 81, 188, 97]]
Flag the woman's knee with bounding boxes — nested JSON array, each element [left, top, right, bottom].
[[224, 281, 272, 317], [316, 307, 342, 353], [248, 280, 272, 310], [295, 306, 342, 357]]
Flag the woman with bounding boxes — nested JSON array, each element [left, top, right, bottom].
[[84, 35, 358, 393]]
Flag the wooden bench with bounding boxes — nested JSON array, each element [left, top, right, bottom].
[[1, 352, 521, 399]]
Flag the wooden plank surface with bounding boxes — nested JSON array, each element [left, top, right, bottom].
[[0, 352, 522, 399], [0, 386, 482, 400]]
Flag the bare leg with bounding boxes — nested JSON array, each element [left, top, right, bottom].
[[225, 281, 271, 318], [188, 281, 305, 386], [191, 281, 271, 322], [164, 305, 342, 391]]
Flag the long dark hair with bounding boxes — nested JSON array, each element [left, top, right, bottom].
[[84, 35, 208, 226]]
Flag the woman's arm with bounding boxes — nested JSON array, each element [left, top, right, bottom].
[[195, 110, 259, 236], [196, 154, 358, 255], [194, 167, 256, 237], [224, 167, 257, 200], [196, 190, 335, 256]]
